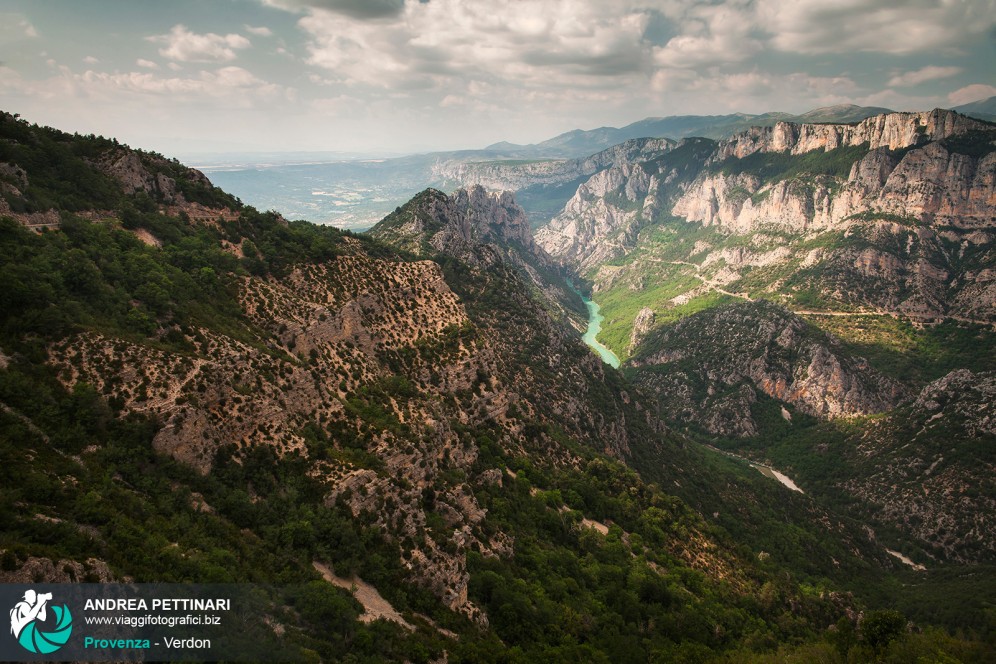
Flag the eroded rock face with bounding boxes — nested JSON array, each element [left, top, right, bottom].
[[0, 552, 115, 583], [536, 109, 995, 324], [370, 186, 589, 330], [629, 307, 656, 351], [836, 370, 996, 563], [98, 151, 182, 202], [431, 137, 673, 192], [911, 369, 996, 438], [535, 162, 658, 272], [538, 110, 994, 266], [712, 109, 990, 160], [673, 141, 996, 233], [629, 301, 907, 436]]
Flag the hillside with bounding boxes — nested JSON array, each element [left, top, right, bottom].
[[952, 95, 996, 122], [482, 104, 894, 159], [527, 107, 996, 576], [6, 111, 988, 661]]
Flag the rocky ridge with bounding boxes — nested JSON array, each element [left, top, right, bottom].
[[432, 137, 674, 192], [532, 110, 995, 329], [712, 109, 989, 160], [370, 185, 587, 329], [537, 110, 994, 269], [628, 301, 906, 436], [830, 369, 996, 564]]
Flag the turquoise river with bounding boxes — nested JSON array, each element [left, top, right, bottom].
[[567, 281, 620, 368]]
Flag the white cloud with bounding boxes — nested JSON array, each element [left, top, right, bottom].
[[756, 0, 996, 55], [298, 0, 654, 90], [264, 0, 405, 19], [0, 61, 291, 110], [0, 13, 38, 41], [855, 88, 945, 111], [653, 2, 762, 68], [136, 59, 159, 70], [83, 55, 99, 65], [888, 66, 962, 88], [948, 84, 996, 107], [150, 25, 251, 62], [245, 25, 273, 37], [78, 66, 290, 104]]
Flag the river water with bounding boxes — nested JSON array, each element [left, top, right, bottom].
[[567, 281, 621, 368]]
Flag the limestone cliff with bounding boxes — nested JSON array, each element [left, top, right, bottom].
[[432, 137, 674, 193], [712, 109, 990, 160], [370, 185, 587, 329], [673, 140, 996, 232], [535, 109, 995, 325], [629, 301, 907, 436], [535, 138, 715, 272]]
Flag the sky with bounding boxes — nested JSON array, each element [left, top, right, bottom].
[[1, 0, 994, 156]]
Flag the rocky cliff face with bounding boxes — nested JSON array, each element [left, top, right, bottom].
[[832, 369, 996, 564], [535, 138, 716, 272], [674, 141, 996, 232], [629, 301, 907, 436], [537, 110, 994, 271], [534, 110, 995, 329], [370, 185, 587, 329], [713, 109, 990, 160], [534, 163, 654, 271], [432, 138, 673, 192]]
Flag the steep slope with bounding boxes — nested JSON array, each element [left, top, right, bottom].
[[432, 138, 675, 227], [628, 301, 907, 437], [534, 109, 995, 360], [368, 185, 586, 330], [721, 369, 996, 566], [530, 108, 996, 574], [483, 104, 893, 158], [535, 137, 717, 271], [5, 111, 952, 661]]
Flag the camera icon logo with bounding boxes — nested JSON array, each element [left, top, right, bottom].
[[9, 589, 73, 654]]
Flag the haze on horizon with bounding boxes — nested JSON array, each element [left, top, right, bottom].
[[1, 0, 994, 158]]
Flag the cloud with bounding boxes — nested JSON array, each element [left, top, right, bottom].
[[948, 84, 996, 107], [263, 0, 405, 19], [149, 24, 251, 62], [245, 25, 273, 37], [83, 56, 99, 65], [297, 0, 654, 90], [136, 59, 159, 70], [652, 2, 762, 68], [0, 13, 38, 41], [649, 66, 865, 116], [89, 66, 288, 102], [888, 66, 961, 88], [856, 88, 944, 111], [756, 0, 996, 55], [0, 61, 291, 110]]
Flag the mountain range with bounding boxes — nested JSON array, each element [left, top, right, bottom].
[[1, 106, 994, 662]]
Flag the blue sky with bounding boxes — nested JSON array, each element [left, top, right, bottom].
[[1, 0, 994, 156]]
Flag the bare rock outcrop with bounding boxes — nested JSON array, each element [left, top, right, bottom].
[[432, 137, 673, 192], [630, 301, 907, 436], [712, 109, 990, 160]]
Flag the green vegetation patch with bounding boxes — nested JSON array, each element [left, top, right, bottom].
[[712, 143, 870, 184], [808, 316, 996, 385]]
